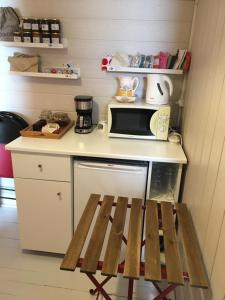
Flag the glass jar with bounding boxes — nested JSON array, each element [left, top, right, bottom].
[[32, 31, 41, 43], [32, 19, 40, 31], [51, 32, 61, 44], [42, 32, 51, 44], [22, 18, 32, 31], [40, 19, 50, 32], [49, 19, 60, 32], [23, 31, 32, 43], [13, 31, 22, 42]]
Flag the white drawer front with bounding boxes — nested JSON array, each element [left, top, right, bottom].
[[12, 152, 71, 181]]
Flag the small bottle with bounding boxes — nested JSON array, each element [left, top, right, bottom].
[[23, 31, 32, 43], [22, 18, 32, 31], [42, 32, 51, 44], [32, 31, 41, 43], [13, 31, 22, 42], [51, 32, 61, 44], [32, 19, 40, 31], [40, 19, 50, 32], [49, 19, 60, 33]]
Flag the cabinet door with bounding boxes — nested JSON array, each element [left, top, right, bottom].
[[15, 178, 72, 254]]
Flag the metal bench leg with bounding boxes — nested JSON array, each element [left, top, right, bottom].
[[128, 279, 134, 300], [86, 273, 112, 300], [153, 284, 177, 300], [89, 276, 112, 296], [152, 282, 169, 300]]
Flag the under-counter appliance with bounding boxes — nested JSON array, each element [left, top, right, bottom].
[[73, 158, 148, 259], [74, 95, 93, 134], [108, 100, 170, 140]]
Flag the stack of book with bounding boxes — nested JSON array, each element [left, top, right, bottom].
[[159, 49, 191, 72]]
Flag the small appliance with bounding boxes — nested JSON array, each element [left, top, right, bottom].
[[74, 95, 93, 134], [108, 100, 170, 140], [146, 74, 173, 105]]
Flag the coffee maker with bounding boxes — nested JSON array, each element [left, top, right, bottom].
[[74, 95, 93, 134]]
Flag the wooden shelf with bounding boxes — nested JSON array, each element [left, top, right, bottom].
[[0, 39, 68, 49], [9, 70, 80, 79], [107, 65, 183, 75]]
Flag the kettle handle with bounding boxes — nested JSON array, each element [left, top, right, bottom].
[[163, 75, 173, 96], [132, 77, 140, 92]]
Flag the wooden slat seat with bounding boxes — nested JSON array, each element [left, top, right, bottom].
[[102, 196, 128, 276], [60, 193, 100, 271], [81, 195, 114, 274], [145, 200, 161, 282], [61, 194, 209, 298], [161, 201, 184, 285], [176, 203, 208, 288], [123, 198, 142, 279]]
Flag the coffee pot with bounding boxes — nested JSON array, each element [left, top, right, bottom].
[[146, 74, 173, 105]]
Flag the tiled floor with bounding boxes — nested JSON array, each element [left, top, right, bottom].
[[0, 204, 168, 300]]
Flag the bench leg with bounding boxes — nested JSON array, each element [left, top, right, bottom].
[[127, 279, 134, 300], [89, 276, 112, 296], [86, 273, 112, 300], [152, 282, 169, 300], [153, 284, 177, 300]]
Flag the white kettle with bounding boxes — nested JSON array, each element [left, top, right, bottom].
[[146, 74, 173, 105]]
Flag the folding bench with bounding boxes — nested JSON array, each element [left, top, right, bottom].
[[61, 194, 209, 300]]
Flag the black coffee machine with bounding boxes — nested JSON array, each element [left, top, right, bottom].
[[74, 95, 93, 134]]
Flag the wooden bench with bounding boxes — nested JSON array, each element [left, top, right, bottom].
[[60, 194, 208, 300]]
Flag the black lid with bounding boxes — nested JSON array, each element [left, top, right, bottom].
[[74, 95, 93, 102]]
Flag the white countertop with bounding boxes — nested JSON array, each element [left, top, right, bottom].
[[6, 127, 187, 164]]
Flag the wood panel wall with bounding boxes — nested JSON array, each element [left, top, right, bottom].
[[0, 0, 194, 125], [178, 0, 225, 299]]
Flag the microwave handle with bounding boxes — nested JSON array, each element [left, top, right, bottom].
[[150, 110, 159, 136]]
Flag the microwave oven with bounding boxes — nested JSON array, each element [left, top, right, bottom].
[[108, 101, 170, 140]]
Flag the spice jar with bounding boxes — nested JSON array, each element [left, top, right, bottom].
[[32, 31, 41, 43], [42, 32, 51, 44], [13, 31, 22, 42], [49, 19, 60, 32], [22, 18, 32, 31], [51, 32, 61, 44], [40, 19, 50, 32], [32, 19, 40, 31], [23, 31, 32, 43]]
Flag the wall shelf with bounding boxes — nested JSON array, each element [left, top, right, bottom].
[[0, 38, 68, 49], [107, 65, 183, 75], [9, 70, 80, 80]]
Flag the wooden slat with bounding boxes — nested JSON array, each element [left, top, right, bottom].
[[145, 200, 161, 282], [176, 203, 209, 288], [60, 194, 100, 271], [123, 198, 143, 279], [161, 202, 184, 285], [102, 197, 128, 276], [81, 195, 114, 274]]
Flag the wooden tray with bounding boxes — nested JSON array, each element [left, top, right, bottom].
[[20, 121, 74, 139]]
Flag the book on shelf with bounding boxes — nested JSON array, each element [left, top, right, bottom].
[[168, 51, 179, 69], [182, 51, 191, 72], [173, 49, 187, 69]]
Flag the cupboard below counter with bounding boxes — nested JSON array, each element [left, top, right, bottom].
[[6, 127, 187, 254]]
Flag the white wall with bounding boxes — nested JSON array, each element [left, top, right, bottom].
[[0, 0, 194, 125], [177, 0, 225, 299]]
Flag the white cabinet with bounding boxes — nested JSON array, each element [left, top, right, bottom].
[[12, 152, 73, 253], [15, 179, 72, 253]]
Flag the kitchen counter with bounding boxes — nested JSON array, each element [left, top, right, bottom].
[[6, 126, 187, 164]]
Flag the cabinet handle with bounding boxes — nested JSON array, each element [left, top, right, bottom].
[[38, 164, 43, 171], [57, 192, 62, 200]]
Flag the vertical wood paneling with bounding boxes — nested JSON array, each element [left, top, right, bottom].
[[0, 0, 193, 123], [181, 0, 225, 299]]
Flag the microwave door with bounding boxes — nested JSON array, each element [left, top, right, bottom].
[[110, 108, 155, 136]]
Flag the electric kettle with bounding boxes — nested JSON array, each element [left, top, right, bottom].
[[146, 74, 173, 105]]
